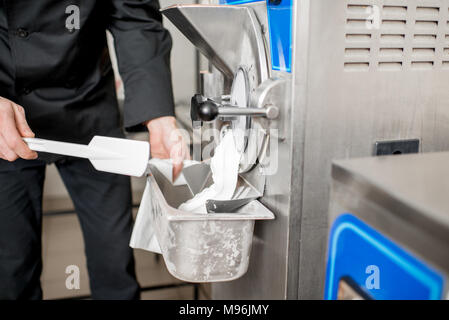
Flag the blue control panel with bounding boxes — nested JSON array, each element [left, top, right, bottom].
[[219, 0, 293, 73], [325, 214, 444, 300]]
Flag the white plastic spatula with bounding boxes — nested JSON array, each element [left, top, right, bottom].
[[24, 136, 150, 177]]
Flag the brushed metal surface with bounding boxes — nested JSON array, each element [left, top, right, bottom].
[[161, 4, 269, 83]]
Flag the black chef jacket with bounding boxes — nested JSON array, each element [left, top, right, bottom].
[[0, 0, 175, 154]]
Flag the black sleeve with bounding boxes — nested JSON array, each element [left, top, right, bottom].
[[108, 0, 175, 132]]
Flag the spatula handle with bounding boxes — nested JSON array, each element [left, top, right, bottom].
[[24, 138, 113, 159]]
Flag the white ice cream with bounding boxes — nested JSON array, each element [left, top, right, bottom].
[[178, 130, 241, 213]]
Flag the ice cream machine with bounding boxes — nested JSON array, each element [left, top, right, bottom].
[[161, 0, 449, 299]]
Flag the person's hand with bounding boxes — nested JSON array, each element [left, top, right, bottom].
[[0, 97, 37, 161], [145, 116, 190, 180]]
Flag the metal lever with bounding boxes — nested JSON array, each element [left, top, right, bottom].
[[191, 94, 279, 123]]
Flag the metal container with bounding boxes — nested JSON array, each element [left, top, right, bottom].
[[144, 165, 274, 283]]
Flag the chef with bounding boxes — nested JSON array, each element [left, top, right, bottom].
[[0, 0, 187, 299]]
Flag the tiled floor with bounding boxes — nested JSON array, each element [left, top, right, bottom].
[[41, 209, 210, 300]]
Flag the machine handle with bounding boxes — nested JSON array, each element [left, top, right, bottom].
[[191, 94, 279, 122]]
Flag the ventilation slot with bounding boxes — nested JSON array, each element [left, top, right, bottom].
[[378, 61, 403, 71], [414, 34, 437, 44], [380, 34, 406, 44], [347, 4, 373, 14], [411, 61, 434, 70], [344, 62, 370, 71], [415, 20, 438, 30], [382, 5, 407, 17], [345, 48, 370, 58], [346, 33, 372, 42], [347, 18, 374, 28], [379, 48, 404, 58], [415, 6, 439, 18], [382, 19, 407, 29], [412, 48, 436, 58]]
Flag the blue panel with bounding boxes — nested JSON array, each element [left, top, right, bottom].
[[219, 0, 293, 73], [325, 214, 444, 300], [267, 0, 292, 72]]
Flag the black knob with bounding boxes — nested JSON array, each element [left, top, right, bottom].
[[198, 100, 219, 122], [191, 94, 203, 123]]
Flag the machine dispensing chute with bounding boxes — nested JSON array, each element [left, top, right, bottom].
[[161, 4, 270, 83]]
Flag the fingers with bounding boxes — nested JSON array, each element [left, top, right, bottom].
[[171, 143, 184, 181], [172, 164, 183, 181], [12, 104, 35, 138], [150, 140, 187, 181], [171, 138, 191, 181], [0, 100, 37, 161], [184, 143, 191, 161], [0, 136, 19, 162], [0, 126, 37, 160], [147, 116, 191, 181]]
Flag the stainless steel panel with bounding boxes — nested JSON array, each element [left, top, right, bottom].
[[161, 4, 269, 82]]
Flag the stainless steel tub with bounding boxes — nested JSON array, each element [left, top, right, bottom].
[[144, 165, 275, 283]]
